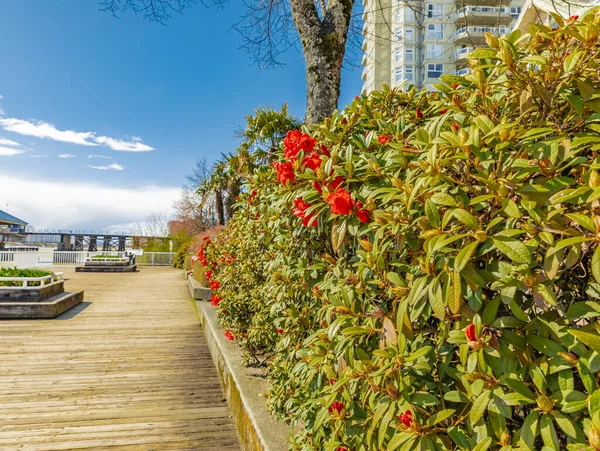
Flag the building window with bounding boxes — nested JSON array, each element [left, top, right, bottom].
[[405, 6, 415, 21], [395, 67, 403, 82], [405, 46, 414, 61], [395, 47, 402, 62], [395, 9, 402, 23], [405, 27, 414, 41], [510, 6, 522, 18], [396, 29, 403, 42], [405, 66, 413, 81], [427, 24, 443, 39], [427, 3, 444, 18], [499, 26, 507, 34], [427, 44, 444, 59], [427, 63, 443, 79]]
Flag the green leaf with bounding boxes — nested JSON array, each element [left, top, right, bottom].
[[518, 410, 539, 450], [387, 272, 404, 286], [427, 409, 455, 426], [430, 192, 457, 207], [471, 437, 492, 451], [313, 407, 329, 431], [331, 219, 347, 253], [470, 390, 491, 424], [491, 236, 532, 264], [425, 199, 441, 228], [592, 245, 600, 284], [566, 301, 600, 321], [451, 208, 479, 230], [540, 413, 559, 450], [342, 326, 372, 336], [454, 241, 478, 273], [569, 329, 600, 353], [387, 432, 415, 451]]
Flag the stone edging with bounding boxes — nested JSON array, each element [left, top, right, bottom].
[[195, 300, 290, 451], [187, 274, 212, 300]]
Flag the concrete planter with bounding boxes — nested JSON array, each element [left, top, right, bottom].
[[195, 301, 291, 451], [187, 274, 212, 300]]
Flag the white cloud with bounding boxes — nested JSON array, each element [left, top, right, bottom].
[[0, 146, 26, 157], [0, 118, 98, 146], [29, 154, 47, 159], [87, 163, 124, 171], [0, 95, 4, 115], [0, 117, 154, 152], [88, 154, 113, 160], [94, 136, 154, 152], [58, 154, 76, 159], [0, 137, 19, 146], [0, 173, 180, 230]]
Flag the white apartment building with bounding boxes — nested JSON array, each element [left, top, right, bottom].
[[361, 0, 524, 93]]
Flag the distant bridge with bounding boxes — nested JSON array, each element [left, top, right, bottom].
[[22, 230, 171, 252]]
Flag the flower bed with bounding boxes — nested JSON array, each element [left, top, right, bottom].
[[203, 13, 600, 451]]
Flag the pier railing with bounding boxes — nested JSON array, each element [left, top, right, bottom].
[[0, 251, 176, 268]]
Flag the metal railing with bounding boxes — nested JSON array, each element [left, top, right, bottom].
[[0, 251, 176, 268], [0, 272, 63, 288]]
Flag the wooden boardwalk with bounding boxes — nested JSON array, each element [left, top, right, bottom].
[[0, 267, 241, 450]]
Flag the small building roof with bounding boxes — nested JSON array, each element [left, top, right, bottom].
[[0, 209, 28, 227]]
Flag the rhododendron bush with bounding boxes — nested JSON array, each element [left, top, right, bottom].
[[203, 13, 600, 451]]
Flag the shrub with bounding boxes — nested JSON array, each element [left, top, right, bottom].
[[173, 241, 192, 269], [206, 13, 600, 451]]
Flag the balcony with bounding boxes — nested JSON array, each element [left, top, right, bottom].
[[455, 6, 513, 26], [457, 68, 471, 76], [454, 26, 511, 44], [455, 46, 473, 63]]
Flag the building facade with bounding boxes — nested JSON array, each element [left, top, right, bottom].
[[361, 0, 524, 94]]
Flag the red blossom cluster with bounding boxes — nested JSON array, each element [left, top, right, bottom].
[[378, 134, 392, 145], [224, 330, 234, 341], [205, 270, 212, 281], [198, 236, 211, 266], [292, 198, 318, 227], [398, 409, 413, 427], [248, 189, 257, 203], [211, 293, 222, 306], [328, 401, 344, 415], [336, 447, 349, 451], [210, 280, 221, 291], [465, 323, 477, 342], [283, 129, 317, 162]]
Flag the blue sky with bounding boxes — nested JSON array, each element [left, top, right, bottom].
[[0, 1, 362, 229]]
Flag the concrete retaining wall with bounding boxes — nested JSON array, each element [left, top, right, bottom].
[[195, 301, 290, 451]]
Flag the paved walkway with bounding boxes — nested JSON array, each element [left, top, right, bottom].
[[0, 267, 240, 450]]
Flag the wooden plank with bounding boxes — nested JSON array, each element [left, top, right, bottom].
[[0, 267, 241, 449]]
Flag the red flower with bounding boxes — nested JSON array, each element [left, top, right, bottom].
[[275, 161, 295, 186], [336, 447, 348, 451], [416, 108, 423, 119], [328, 188, 354, 215], [302, 215, 318, 227], [466, 323, 477, 342], [248, 189, 257, 203], [210, 280, 221, 290], [315, 176, 344, 194], [328, 401, 344, 415], [283, 130, 317, 161], [452, 122, 459, 132], [320, 144, 330, 157], [452, 83, 460, 89], [293, 198, 318, 227], [439, 109, 448, 115], [205, 270, 212, 281], [354, 200, 370, 224], [292, 198, 311, 218], [354, 95, 360, 100], [378, 135, 392, 146], [276, 328, 284, 334], [304, 150, 322, 171], [211, 294, 222, 306], [398, 410, 413, 427], [330, 378, 336, 384], [342, 117, 348, 125], [568, 14, 579, 21], [224, 330, 234, 341]]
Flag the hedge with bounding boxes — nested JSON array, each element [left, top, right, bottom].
[[203, 12, 600, 451]]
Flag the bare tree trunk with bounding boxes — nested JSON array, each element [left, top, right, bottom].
[[226, 178, 242, 220], [290, 0, 353, 124], [215, 189, 225, 226]]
